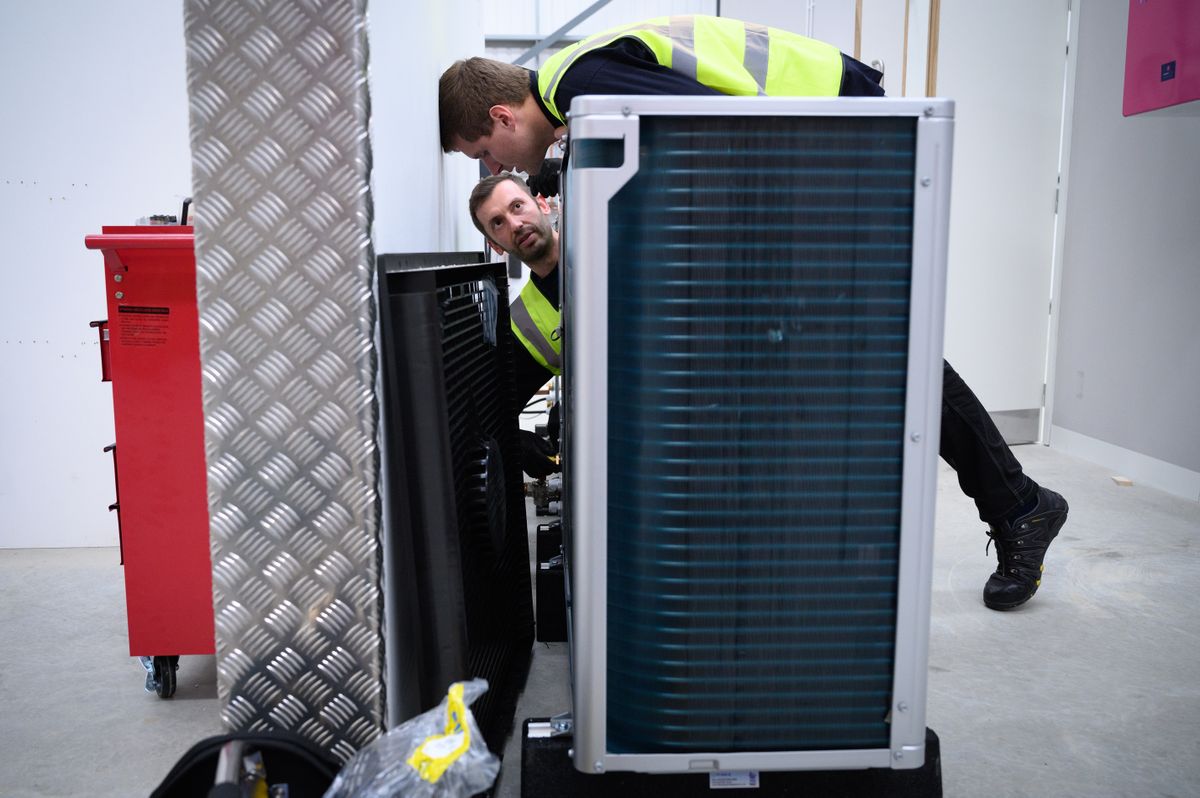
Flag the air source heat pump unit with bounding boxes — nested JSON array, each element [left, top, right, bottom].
[[562, 97, 953, 775], [377, 256, 534, 754]]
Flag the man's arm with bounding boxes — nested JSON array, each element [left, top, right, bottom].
[[838, 54, 885, 96], [552, 38, 722, 115], [551, 37, 884, 109]]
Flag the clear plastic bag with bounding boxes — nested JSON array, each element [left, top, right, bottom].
[[323, 679, 500, 798]]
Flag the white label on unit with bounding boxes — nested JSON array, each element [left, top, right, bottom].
[[709, 770, 760, 789]]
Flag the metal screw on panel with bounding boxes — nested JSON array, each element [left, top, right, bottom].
[[894, 750, 904, 761], [910, 432, 921, 442], [113, 274, 123, 282], [115, 291, 124, 299], [898, 702, 909, 712], [920, 177, 932, 187], [621, 106, 631, 116], [924, 106, 935, 116], [594, 761, 605, 773]]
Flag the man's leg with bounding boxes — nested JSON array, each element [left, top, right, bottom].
[[938, 360, 1069, 610]]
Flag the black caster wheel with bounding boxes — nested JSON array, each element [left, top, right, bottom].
[[152, 655, 179, 699]]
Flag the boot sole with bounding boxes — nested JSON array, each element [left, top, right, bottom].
[[984, 590, 1037, 611]]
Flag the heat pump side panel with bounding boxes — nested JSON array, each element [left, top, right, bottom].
[[378, 261, 535, 754]]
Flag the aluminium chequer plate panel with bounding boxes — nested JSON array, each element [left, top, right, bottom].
[[184, 0, 381, 762]]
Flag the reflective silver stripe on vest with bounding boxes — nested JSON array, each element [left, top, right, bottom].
[[542, 23, 669, 112], [744, 21, 770, 96], [511, 296, 561, 372], [669, 16, 697, 82]]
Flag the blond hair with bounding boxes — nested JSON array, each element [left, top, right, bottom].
[[439, 58, 532, 151]]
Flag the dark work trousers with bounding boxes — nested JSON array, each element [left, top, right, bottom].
[[939, 360, 1038, 523]]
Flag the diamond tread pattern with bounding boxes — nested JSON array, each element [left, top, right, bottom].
[[184, 0, 380, 763]]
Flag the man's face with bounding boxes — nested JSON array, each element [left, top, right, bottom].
[[475, 180, 554, 263], [450, 105, 547, 175]]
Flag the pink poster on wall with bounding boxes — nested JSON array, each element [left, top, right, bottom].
[[1123, 0, 1200, 116]]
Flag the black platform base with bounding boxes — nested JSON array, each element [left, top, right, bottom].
[[520, 720, 942, 797]]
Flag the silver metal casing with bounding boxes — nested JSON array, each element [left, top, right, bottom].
[[185, 0, 382, 762], [563, 96, 953, 774]]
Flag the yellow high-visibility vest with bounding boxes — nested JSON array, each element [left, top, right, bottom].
[[510, 278, 561, 375], [537, 14, 844, 123]]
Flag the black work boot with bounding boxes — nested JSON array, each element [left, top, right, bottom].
[[983, 487, 1069, 610]]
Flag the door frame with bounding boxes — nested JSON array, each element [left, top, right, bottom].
[[1041, 0, 1082, 446]]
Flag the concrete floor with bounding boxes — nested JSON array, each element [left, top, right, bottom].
[[2, 444, 1198, 797]]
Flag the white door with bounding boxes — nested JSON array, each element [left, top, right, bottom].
[[934, 0, 1071, 443]]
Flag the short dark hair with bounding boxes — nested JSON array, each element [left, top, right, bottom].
[[468, 173, 535, 241], [439, 58, 532, 151]]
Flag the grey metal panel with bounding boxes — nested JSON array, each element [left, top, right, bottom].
[[888, 110, 954, 767], [563, 112, 641, 775], [567, 95, 954, 120], [184, 0, 381, 763]]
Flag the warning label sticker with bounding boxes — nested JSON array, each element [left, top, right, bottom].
[[117, 305, 170, 347]]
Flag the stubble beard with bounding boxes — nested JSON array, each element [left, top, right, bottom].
[[515, 222, 553, 264]]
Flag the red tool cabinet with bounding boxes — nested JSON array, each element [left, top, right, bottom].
[[85, 227, 215, 697]]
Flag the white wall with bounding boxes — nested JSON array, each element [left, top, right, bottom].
[[0, 2, 192, 548], [1050, 0, 1200, 499], [0, 2, 487, 548], [484, 0, 716, 41], [369, 2, 483, 254]]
